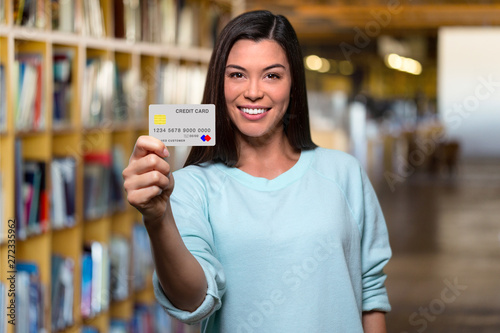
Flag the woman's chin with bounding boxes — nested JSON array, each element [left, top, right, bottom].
[[237, 127, 284, 143]]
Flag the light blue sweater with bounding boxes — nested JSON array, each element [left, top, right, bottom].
[[153, 147, 391, 332]]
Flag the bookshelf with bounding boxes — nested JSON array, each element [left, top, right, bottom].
[[0, 0, 233, 332]]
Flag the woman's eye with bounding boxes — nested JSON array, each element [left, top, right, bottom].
[[229, 72, 244, 79], [266, 73, 281, 80]]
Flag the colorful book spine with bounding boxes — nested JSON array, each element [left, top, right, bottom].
[[17, 160, 48, 239], [81, 241, 110, 319], [84, 151, 112, 220], [132, 223, 153, 291], [14, 53, 45, 132], [51, 254, 75, 331], [0, 282, 6, 333], [0, 64, 6, 132], [16, 261, 45, 333], [51, 157, 76, 229], [53, 50, 74, 128]]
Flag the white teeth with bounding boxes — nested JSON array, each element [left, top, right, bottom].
[[240, 108, 268, 115]]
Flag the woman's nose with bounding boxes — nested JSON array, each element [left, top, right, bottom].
[[243, 79, 264, 101]]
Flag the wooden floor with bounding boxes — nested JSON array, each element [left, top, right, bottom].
[[375, 159, 500, 332]]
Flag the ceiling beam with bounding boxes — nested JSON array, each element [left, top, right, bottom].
[[294, 4, 500, 29], [245, 3, 500, 47]]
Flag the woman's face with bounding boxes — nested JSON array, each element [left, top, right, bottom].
[[224, 39, 292, 141]]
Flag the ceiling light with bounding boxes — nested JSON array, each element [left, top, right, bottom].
[[318, 58, 331, 73], [385, 53, 422, 75], [305, 55, 322, 71], [339, 61, 354, 75]]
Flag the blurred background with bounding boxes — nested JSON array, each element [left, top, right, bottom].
[[239, 0, 500, 332]]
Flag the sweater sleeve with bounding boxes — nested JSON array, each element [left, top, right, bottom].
[[359, 167, 392, 313], [152, 168, 226, 324]]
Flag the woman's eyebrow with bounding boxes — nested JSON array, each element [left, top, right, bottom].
[[263, 64, 286, 71], [225, 64, 286, 71], [225, 64, 246, 71]]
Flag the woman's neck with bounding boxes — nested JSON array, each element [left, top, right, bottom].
[[235, 130, 300, 180]]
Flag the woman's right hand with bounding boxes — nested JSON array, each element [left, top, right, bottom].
[[122, 136, 174, 226]]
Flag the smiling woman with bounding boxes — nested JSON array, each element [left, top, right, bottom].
[[224, 39, 292, 144], [184, 10, 317, 167], [122, 9, 392, 333]]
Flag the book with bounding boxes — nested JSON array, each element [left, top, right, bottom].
[[51, 254, 74, 331], [177, 1, 198, 47], [18, 160, 48, 239], [156, 62, 207, 105], [14, 53, 45, 132], [110, 146, 126, 213], [153, 302, 173, 333], [0, 0, 5, 24], [113, 64, 128, 122], [13, 0, 46, 28], [15, 154, 48, 240], [35, 0, 46, 28], [131, 302, 198, 333], [16, 269, 30, 333], [124, 69, 146, 122], [90, 241, 102, 315], [14, 0, 34, 27], [137, 0, 184, 44], [132, 303, 154, 333], [175, 65, 187, 105], [84, 152, 112, 220], [0, 64, 6, 132], [127, 0, 142, 42], [51, 0, 75, 32], [14, 139, 25, 239], [81, 249, 93, 318], [81, 58, 114, 128], [132, 224, 153, 291], [0, 282, 6, 333], [50, 157, 76, 229], [113, 0, 125, 39], [82, 326, 99, 333], [113, 65, 145, 123], [160, 0, 176, 45], [100, 242, 110, 312], [0, 172, 3, 241], [140, 0, 148, 42], [110, 319, 129, 333], [25, 161, 42, 232], [53, 50, 74, 128], [81, 241, 110, 318], [82, 0, 104, 38], [81, 58, 102, 127], [205, 1, 232, 49], [110, 235, 130, 301], [16, 261, 45, 333], [157, 60, 177, 104]]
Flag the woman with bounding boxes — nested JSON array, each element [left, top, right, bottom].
[[123, 10, 391, 332]]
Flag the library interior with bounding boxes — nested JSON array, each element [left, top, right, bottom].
[[1, 0, 499, 332]]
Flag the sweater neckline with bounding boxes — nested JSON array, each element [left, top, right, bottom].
[[215, 148, 315, 191]]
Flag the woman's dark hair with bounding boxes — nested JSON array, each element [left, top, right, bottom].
[[184, 10, 316, 167]]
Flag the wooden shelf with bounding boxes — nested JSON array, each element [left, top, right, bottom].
[[0, 25, 213, 62], [0, 0, 234, 332]]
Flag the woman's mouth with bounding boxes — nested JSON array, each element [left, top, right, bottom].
[[238, 107, 270, 115], [237, 106, 271, 120]]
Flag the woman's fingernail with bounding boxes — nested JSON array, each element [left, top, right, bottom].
[[163, 147, 169, 157]]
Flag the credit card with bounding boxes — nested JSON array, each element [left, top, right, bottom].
[[149, 104, 216, 146]]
